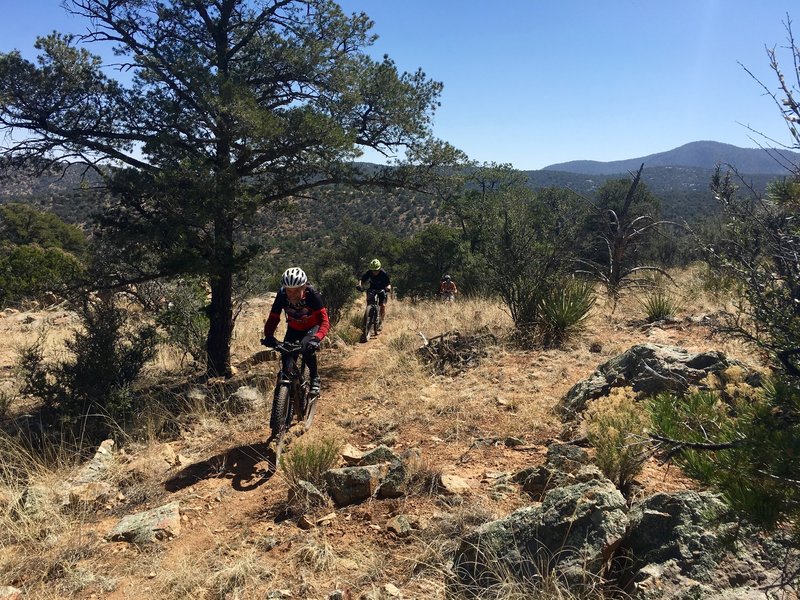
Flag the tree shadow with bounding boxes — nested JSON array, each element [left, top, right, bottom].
[[164, 441, 277, 493]]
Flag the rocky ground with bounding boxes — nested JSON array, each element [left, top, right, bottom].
[[0, 273, 796, 599]]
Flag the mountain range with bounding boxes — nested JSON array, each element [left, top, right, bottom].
[[541, 140, 799, 175]]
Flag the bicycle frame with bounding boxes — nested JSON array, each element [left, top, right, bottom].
[[274, 342, 308, 419]]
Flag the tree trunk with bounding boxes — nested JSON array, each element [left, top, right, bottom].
[[206, 210, 235, 378], [207, 268, 234, 377]]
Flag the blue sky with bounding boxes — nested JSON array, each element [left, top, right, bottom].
[[1, 1, 798, 169]]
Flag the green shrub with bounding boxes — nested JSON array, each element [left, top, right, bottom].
[[0, 203, 87, 256], [155, 278, 209, 366], [19, 295, 158, 442], [586, 388, 649, 496], [314, 265, 358, 325], [649, 378, 800, 534], [280, 436, 341, 491], [537, 278, 595, 347], [0, 245, 84, 307]]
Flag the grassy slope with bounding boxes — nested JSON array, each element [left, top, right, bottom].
[[0, 269, 756, 599]]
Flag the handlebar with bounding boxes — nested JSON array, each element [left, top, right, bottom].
[[260, 339, 303, 354]]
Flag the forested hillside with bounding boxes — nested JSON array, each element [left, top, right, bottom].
[[0, 156, 780, 233]]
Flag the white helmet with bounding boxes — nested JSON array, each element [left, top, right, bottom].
[[281, 267, 308, 288]]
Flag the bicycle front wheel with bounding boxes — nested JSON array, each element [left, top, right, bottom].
[[362, 306, 373, 342], [270, 385, 291, 460]]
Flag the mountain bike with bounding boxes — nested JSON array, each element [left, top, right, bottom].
[[260, 339, 319, 463], [358, 287, 384, 343]]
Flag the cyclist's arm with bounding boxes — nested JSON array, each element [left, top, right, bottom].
[[313, 306, 330, 340], [263, 293, 284, 338]]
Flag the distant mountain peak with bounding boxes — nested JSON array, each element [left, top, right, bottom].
[[542, 140, 800, 175]]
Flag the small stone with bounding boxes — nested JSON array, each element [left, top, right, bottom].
[[297, 514, 315, 530], [504, 437, 525, 447], [0, 586, 23, 600], [316, 512, 337, 525], [383, 583, 402, 597], [386, 515, 412, 538], [341, 443, 364, 465], [439, 474, 470, 495]]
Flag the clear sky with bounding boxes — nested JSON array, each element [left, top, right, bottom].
[[1, 0, 798, 169]]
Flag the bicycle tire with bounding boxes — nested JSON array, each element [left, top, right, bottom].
[[270, 385, 291, 461], [362, 305, 373, 342], [294, 377, 308, 423], [372, 306, 380, 336]]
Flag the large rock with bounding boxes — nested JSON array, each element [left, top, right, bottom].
[[325, 465, 388, 507], [74, 439, 115, 483], [559, 344, 744, 419], [624, 492, 799, 599], [107, 501, 181, 544], [513, 443, 600, 500], [450, 479, 628, 594]]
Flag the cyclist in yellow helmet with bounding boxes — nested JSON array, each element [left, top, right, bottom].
[[358, 258, 392, 325]]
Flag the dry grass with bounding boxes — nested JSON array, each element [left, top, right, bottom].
[[0, 267, 768, 599]]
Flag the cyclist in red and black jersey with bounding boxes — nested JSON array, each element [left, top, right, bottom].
[[263, 267, 330, 396]]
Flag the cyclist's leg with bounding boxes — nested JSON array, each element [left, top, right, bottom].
[[378, 290, 387, 322], [299, 326, 320, 394]]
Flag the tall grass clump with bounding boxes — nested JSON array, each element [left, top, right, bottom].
[[586, 388, 650, 496], [280, 436, 341, 490]]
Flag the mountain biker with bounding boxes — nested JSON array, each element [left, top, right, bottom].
[[438, 274, 458, 299], [262, 267, 329, 396], [358, 258, 391, 325]]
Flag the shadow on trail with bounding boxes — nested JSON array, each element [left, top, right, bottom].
[[164, 441, 277, 493]]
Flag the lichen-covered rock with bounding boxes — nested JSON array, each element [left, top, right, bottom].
[[450, 479, 628, 594], [559, 344, 745, 419], [324, 465, 387, 507], [624, 492, 799, 599], [107, 501, 181, 544]]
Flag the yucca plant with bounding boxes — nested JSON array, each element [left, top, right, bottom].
[[537, 278, 596, 348], [638, 287, 682, 322]]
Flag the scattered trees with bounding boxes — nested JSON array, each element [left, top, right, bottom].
[[0, 0, 453, 376]]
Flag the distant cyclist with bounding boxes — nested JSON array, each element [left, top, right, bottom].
[[438, 274, 458, 300], [358, 258, 392, 325], [263, 267, 329, 396]]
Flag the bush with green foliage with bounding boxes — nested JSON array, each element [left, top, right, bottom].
[[19, 295, 158, 442], [393, 223, 469, 300], [649, 378, 800, 534], [155, 278, 210, 367], [309, 264, 358, 326], [0, 203, 86, 256], [460, 170, 585, 346], [0, 244, 84, 306]]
